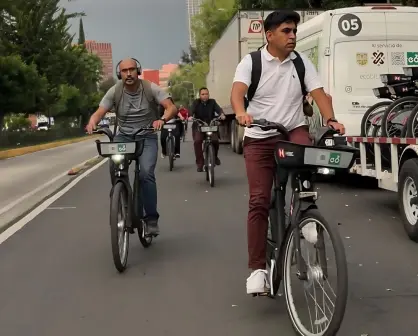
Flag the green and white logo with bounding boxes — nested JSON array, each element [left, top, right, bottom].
[[406, 52, 418, 65], [328, 152, 341, 165], [117, 144, 127, 153]]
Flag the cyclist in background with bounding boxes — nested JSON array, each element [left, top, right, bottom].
[[159, 100, 182, 159], [191, 87, 226, 172], [178, 105, 189, 137]]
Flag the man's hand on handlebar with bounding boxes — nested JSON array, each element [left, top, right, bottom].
[[235, 112, 253, 126], [86, 120, 96, 134], [327, 121, 345, 135], [152, 119, 165, 130]]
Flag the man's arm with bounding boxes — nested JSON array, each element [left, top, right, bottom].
[[230, 54, 252, 117], [302, 55, 334, 124], [212, 100, 225, 118], [190, 99, 198, 117], [89, 85, 116, 126], [150, 83, 177, 121]]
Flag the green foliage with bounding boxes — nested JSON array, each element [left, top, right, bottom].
[[0, 0, 102, 133], [99, 77, 117, 93], [4, 113, 31, 131]]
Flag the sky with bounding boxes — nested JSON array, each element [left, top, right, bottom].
[[63, 0, 190, 71]]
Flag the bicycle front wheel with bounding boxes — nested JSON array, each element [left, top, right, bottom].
[[167, 136, 174, 171], [282, 209, 348, 336], [110, 182, 130, 273], [207, 144, 215, 187]]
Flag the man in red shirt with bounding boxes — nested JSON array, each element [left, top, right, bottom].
[[178, 104, 189, 137]]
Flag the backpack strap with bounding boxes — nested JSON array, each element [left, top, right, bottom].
[[112, 80, 124, 134], [140, 79, 159, 120], [291, 51, 307, 97], [247, 50, 262, 102]]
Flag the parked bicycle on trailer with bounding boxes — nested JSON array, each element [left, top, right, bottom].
[[192, 117, 221, 187], [93, 126, 157, 273], [248, 119, 358, 336]]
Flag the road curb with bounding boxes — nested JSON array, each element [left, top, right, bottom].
[[0, 134, 101, 160]]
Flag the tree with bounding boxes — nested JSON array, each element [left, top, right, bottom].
[[0, 55, 48, 130], [78, 18, 86, 45]]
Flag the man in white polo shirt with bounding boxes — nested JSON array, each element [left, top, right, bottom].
[[230, 10, 345, 295]]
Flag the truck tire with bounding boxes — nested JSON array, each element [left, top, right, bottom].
[[231, 119, 236, 153], [399, 158, 418, 242]]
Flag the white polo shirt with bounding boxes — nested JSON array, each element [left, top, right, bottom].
[[233, 46, 322, 139]]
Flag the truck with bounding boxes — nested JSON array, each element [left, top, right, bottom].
[[206, 9, 324, 153]]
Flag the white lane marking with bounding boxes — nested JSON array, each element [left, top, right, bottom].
[[46, 207, 77, 210], [0, 158, 108, 245], [0, 155, 100, 217]]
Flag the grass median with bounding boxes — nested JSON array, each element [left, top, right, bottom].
[[0, 134, 101, 160]]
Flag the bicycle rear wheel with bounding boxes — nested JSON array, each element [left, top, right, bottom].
[[110, 182, 130, 273], [282, 209, 348, 336]]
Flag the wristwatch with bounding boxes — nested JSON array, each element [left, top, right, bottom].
[[160, 117, 166, 124], [326, 117, 338, 124]]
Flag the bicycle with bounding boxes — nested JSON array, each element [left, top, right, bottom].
[[182, 119, 188, 142], [93, 126, 157, 273], [193, 117, 221, 187], [247, 119, 358, 336], [163, 123, 176, 171]]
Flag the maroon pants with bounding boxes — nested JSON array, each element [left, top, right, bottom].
[[243, 126, 312, 270], [192, 129, 219, 168]]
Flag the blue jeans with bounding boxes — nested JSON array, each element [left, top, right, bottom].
[[114, 133, 159, 220]]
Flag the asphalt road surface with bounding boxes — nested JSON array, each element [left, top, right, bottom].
[[1, 136, 417, 336], [0, 136, 105, 210]]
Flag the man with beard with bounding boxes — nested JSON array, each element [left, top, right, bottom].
[[86, 58, 177, 236]]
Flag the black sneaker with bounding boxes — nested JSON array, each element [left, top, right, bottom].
[[215, 157, 221, 165], [197, 167, 203, 172], [175, 154, 180, 158], [145, 218, 160, 236]]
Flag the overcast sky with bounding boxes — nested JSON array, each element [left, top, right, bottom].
[[63, 0, 190, 70]]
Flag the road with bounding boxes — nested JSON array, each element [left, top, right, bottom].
[[0, 136, 105, 226], [0, 136, 417, 336]]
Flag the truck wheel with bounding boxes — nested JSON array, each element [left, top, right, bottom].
[[399, 158, 418, 242], [231, 120, 236, 153]]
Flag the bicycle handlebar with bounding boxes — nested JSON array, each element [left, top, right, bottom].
[[247, 119, 291, 140], [89, 126, 156, 142], [192, 117, 221, 126]]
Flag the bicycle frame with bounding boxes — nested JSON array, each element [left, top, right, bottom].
[[268, 168, 327, 283]]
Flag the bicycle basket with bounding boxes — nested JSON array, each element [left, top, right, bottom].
[[200, 125, 218, 132], [96, 141, 144, 159], [163, 124, 176, 130], [274, 141, 357, 171]]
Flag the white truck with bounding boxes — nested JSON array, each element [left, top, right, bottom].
[[206, 9, 323, 153]]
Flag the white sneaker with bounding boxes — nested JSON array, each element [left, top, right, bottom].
[[246, 269, 270, 294], [301, 222, 318, 244], [161, 154, 165, 159]]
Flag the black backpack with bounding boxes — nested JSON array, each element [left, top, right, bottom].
[[244, 50, 307, 109]]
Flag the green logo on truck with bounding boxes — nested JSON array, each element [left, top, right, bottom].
[[328, 152, 341, 166], [407, 52, 418, 65]]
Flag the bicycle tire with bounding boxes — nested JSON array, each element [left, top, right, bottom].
[[282, 209, 348, 336], [208, 144, 215, 187], [406, 104, 418, 137], [167, 135, 174, 171], [360, 101, 391, 137], [381, 97, 418, 137], [110, 181, 130, 273], [132, 174, 153, 248]]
